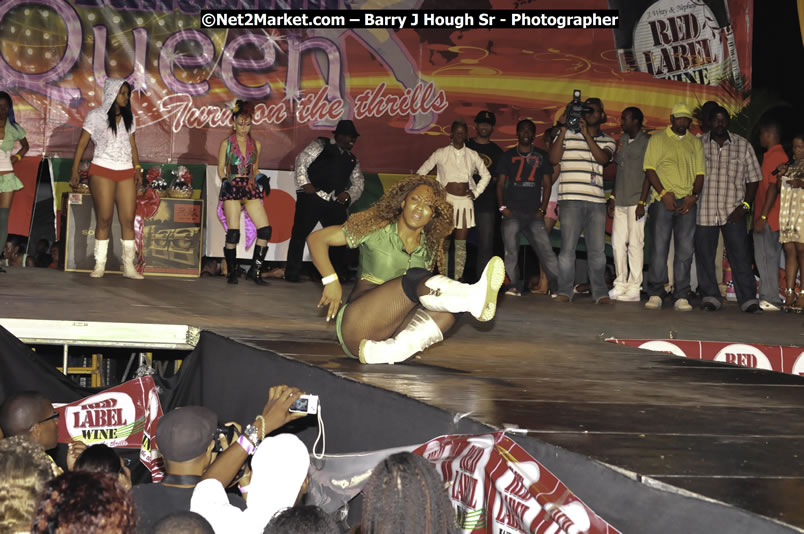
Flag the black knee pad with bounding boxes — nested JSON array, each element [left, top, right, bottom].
[[401, 268, 433, 304], [256, 225, 272, 241], [225, 229, 241, 245]]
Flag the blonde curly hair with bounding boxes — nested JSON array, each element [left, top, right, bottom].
[[0, 436, 54, 534], [344, 175, 454, 273]]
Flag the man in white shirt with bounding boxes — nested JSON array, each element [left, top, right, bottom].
[[416, 120, 491, 280]]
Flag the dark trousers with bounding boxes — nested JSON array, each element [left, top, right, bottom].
[[474, 209, 503, 281], [695, 222, 758, 310], [285, 193, 348, 281]]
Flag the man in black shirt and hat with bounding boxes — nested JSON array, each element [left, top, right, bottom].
[[285, 120, 365, 283], [466, 110, 504, 281]]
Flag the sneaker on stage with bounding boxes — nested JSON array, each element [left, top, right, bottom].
[[505, 287, 522, 297], [617, 288, 641, 302], [759, 300, 781, 312], [674, 298, 692, 312], [644, 296, 662, 309], [608, 287, 625, 300]]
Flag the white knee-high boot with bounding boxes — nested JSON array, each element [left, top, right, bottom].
[[419, 256, 505, 322], [90, 239, 109, 278], [121, 240, 144, 279], [358, 309, 444, 365]]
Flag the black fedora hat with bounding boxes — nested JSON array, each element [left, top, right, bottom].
[[334, 120, 360, 137]]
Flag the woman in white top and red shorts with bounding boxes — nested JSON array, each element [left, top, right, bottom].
[[416, 120, 491, 280], [70, 78, 144, 279]]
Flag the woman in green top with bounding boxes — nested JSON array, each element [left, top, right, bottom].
[[0, 91, 29, 273], [308, 175, 505, 364]]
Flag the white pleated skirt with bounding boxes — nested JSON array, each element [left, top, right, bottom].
[[446, 193, 475, 229]]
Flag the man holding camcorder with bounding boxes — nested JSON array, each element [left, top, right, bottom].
[[549, 93, 616, 304]]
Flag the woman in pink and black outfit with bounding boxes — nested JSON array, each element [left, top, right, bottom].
[[70, 78, 143, 279], [217, 100, 270, 285]]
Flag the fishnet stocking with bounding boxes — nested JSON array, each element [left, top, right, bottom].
[[340, 278, 456, 355]]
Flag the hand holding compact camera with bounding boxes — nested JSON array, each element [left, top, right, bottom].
[[289, 394, 319, 415]]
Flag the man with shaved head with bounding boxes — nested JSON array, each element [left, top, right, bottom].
[[0, 391, 60, 451]]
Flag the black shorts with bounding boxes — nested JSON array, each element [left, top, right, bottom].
[[219, 176, 262, 201]]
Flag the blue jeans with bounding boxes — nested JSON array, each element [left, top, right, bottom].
[[501, 213, 559, 292], [696, 223, 759, 310], [646, 201, 696, 300], [557, 200, 607, 300], [753, 228, 782, 304]]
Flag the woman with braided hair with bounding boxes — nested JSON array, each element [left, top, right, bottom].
[[217, 100, 271, 285], [307, 175, 504, 365], [360, 452, 457, 534]]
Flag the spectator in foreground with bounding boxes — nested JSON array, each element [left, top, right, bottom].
[[153, 510, 215, 534], [31, 471, 136, 534], [264, 505, 339, 534], [0, 391, 60, 456], [360, 452, 456, 534], [0, 435, 55, 534], [74, 443, 132, 491]]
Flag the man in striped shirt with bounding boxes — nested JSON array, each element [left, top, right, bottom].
[[549, 98, 616, 303], [695, 106, 763, 314]]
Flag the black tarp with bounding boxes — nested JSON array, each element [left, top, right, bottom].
[[0, 327, 796, 533]]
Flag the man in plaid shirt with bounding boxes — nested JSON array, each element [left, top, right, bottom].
[[695, 106, 762, 314]]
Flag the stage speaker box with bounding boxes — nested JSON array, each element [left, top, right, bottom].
[[62, 193, 204, 277]]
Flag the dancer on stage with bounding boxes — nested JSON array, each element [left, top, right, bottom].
[[307, 175, 504, 365], [217, 100, 271, 285], [0, 91, 29, 273], [70, 78, 143, 279], [416, 120, 491, 280]]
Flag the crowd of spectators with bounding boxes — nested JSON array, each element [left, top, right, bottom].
[[0, 387, 457, 533]]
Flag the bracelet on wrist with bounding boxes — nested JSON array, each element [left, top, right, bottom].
[[498, 205, 507, 213], [638, 200, 646, 206], [237, 434, 256, 455], [660, 189, 668, 198], [321, 273, 338, 286], [537, 208, 546, 214]]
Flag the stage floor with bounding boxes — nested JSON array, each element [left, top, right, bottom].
[[3, 268, 804, 528]]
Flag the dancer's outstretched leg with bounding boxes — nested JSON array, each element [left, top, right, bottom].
[[419, 256, 505, 321]]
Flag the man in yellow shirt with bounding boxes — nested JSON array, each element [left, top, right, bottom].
[[642, 103, 705, 311]]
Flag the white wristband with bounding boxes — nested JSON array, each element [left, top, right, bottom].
[[498, 205, 507, 213], [321, 273, 338, 286]]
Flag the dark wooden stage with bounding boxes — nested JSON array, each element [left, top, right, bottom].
[[3, 269, 804, 529]]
